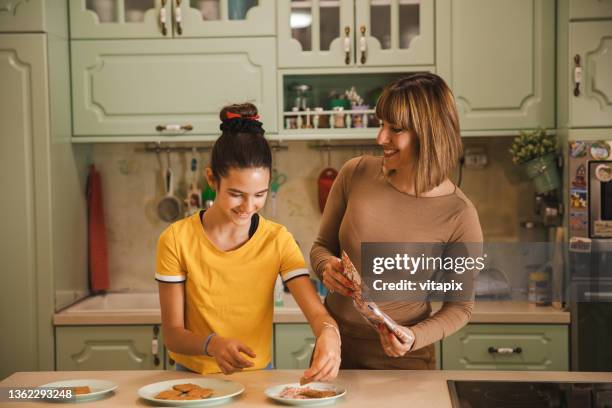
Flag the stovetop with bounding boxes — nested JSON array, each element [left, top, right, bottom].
[[448, 380, 612, 408]]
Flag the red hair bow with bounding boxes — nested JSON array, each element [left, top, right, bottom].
[[226, 112, 260, 120]]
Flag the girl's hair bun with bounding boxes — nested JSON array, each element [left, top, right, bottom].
[[219, 102, 264, 135]]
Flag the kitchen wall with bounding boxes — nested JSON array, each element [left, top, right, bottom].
[[92, 137, 538, 292]]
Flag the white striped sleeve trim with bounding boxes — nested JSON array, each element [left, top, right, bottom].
[[281, 268, 310, 283], [155, 273, 186, 283]]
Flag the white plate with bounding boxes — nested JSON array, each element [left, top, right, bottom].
[[138, 378, 244, 406], [265, 382, 346, 406], [38, 379, 118, 402]]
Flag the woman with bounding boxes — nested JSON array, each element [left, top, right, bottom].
[[310, 73, 483, 369], [157, 103, 341, 379]]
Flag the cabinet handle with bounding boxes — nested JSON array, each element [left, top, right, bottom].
[[573, 54, 582, 97], [152, 326, 160, 367], [488, 346, 522, 354], [160, 0, 168, 36], [359, 25, 367, 64], [156, 124, 194, 132], [174, 0, 183, 36], [343, 26, 351, 65]]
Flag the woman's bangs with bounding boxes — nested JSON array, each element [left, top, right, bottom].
[[375, 89, 409, 129]]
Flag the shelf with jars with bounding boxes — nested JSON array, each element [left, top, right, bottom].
[[277, 70, 422, 139]]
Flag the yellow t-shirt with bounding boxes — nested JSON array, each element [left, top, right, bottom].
[[155, 212, 308, 374]]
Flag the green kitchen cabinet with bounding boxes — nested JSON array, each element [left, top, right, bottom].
[[569, 0, 612, 20], [0, 31, 88, 380], [437, 0, 555, 131], [56, 325, 165, 370], [278, 0, 434, 68], [569, 21, 612, 128], [0, 0, 67, 36], [69, 0, 274, 39], [70, 37, 277, 138], [274, 324, 315, 369], [442, 324, 569, 371]]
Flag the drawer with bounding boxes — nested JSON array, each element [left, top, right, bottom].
[[442, 324, 568, 371]]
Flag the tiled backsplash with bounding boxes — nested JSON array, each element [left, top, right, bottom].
[[92, 137, 536, 292]]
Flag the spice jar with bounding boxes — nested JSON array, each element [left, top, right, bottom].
[[528, 269, 551, 306]]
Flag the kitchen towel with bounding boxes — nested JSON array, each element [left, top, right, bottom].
[[318, 167, 338, 213], [87, 164, 109, 293]]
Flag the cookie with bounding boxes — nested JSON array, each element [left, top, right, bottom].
[[73, 386, 91, 395], [154, 389, 183, 400], [172, 383, 199, 393]]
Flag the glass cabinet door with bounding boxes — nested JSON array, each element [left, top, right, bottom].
[[178, 0, 275, 38], [70, 0, 171, 39], [278, 0, 355, 68], [355, 0, 434, 66]]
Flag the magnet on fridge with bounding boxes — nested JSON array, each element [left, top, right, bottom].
[[569, 236, 591, 253], [570, 189, 587, 209], [590, 141, 611, 160], [595, 163, 612, 183], [572, 164, 587, 188], [569, 141, 587, 158], [569, 211, 588, 231]]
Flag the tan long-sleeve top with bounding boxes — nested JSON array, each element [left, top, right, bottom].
[[310, 155, 483, 351]]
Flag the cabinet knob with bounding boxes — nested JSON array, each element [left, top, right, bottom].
[[160, 0, 168, 36], [344, 26, 351, 65], [488, 346, 522, 354], [573, 54, 582, 97], [174, 0, 183, 36], [359, 26, 367, 64], [156, 124, 194, 133]]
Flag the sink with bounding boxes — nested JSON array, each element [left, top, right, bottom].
[[67, 293, 160, 313]]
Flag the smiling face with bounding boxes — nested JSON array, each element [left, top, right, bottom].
[[376, 121, 418, 172], [206, 166, 269, 227]]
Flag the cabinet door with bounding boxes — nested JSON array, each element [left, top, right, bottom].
[[71, 37, 277, 136], [355, 0, 434, 67], [70, 0, 171, 39], [56, 326, 164, 370], [274, 324, 315, 369], [442, 324, 569, 371], [570, 0, 612, 20], [441, 0, 555, 131], [0, 0, 44, 32], [0, 33, 49, 381], [177, 0, 275, 38], [278, 0, 355, 68], [569, 21, 612, 128]]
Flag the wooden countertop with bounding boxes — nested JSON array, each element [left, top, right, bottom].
[[54, 293, 570, 325], [2, 370, 611, 407]]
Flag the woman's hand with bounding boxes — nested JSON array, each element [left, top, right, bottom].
[[207, 336, 256, 375], [321, 257, 355, 296], [378, 325, 415, 358], [303, 327, 341, 382]]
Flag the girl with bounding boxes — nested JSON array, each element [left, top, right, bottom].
[[157, 103, 341, 379], [311, 73, 483, 369]]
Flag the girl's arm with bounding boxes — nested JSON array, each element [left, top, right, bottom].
[[158, 282, 209, 355], [286, 276, 341, 381]]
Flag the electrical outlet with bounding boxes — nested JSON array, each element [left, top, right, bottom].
[[464, 147, 488, 169]]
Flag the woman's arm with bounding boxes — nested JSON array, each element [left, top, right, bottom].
[[286, 276, 341, 381]]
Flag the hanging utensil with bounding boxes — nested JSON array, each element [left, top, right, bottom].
[[318, 147, 338, 213], [157, 149, 182, 222], [185, 147, 202, 216], [270, 168, 287, 217]]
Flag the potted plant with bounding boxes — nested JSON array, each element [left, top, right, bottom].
[[509, 128, 560, 193]]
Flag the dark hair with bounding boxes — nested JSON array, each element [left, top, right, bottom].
[[210, 103, 272, 183]]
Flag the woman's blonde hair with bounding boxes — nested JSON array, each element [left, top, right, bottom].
[[375, 73, 462, 196]]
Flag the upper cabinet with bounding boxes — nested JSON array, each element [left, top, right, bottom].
[[570, 0, 612, 20], [0, 0, 68, 36], [71, 37, 277, 137], [69, 0, 274, 39], [278, 0, 434, 68], [437, 0, 555, 131], [569, 21, 612, 128]]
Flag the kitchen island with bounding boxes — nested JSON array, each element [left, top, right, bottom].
[[2, 370, 611, 407]]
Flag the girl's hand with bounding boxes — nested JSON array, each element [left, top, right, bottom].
[[302, 327, 341, 382], [207, 336, 256, 375], [322, 257, 355, 297], [378, 325, 415, 358]]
